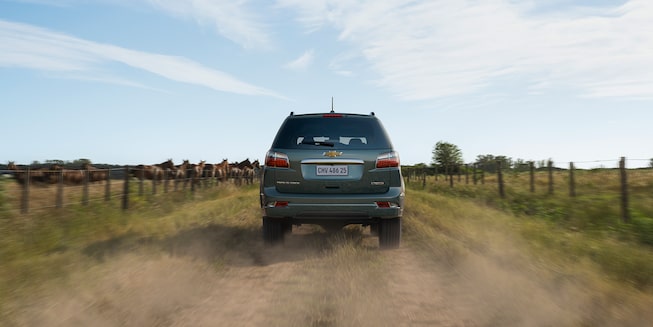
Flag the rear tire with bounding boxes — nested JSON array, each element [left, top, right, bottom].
[[282, 222, 293, 234], [263, 217, 284, 245], [370, 223, 379, 236], [379, 218, 401, 249]]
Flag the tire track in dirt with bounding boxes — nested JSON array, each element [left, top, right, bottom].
[[383, 248, 474, 326], [382, 247, 588, 327]]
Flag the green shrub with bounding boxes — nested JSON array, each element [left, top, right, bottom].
[[631, 215, 653, 246]]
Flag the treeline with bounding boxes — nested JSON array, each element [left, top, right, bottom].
[[424, 141, 653, 174], [411, 154, 560, 175]]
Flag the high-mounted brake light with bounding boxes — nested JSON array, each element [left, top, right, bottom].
[[265, 151, 289, 168], [376, 152, 400, 168], [322, 113, 343, 118]]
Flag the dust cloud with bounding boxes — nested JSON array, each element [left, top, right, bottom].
[[6, 223, 653, 326]]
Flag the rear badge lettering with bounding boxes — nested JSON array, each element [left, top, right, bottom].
[[276, 181, 300, 185]]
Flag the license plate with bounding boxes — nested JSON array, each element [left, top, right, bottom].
[[316, 165, 348, 176]]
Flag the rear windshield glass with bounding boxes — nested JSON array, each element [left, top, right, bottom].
[[271, 116, 393, 149]]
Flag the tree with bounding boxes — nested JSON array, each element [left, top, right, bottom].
[[475, 154, 512, 173], [431, 141, 463, 173], [513, 158, 530, 172], [413, 163, 428, 169]]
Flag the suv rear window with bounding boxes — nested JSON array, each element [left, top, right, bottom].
[[271, 114, 393, 149]]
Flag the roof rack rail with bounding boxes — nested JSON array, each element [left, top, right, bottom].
[[290, 111, 294, 116], [371, 112, 375, 116]]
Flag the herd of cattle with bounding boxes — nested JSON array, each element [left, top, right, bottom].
[[4, 159, 261, 186], [131, 159, 260, 185]]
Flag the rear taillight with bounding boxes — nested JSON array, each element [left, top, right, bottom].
[[376, 152, 400, 168], [265, 201, 289, 208], [376, 201, 399, 208], [265, 151, 289, 168], [376, 201, 391, 208]]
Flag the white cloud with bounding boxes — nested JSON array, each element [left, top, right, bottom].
[[283, 49, 315, 71], [145, 0, 272, 50], [0, 19, 285, 99], [280, 0, 653, 100]]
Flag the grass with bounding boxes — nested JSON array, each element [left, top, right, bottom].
[[0, 182, 261, 321], [407, 169, 653, 245], [404, 173, 653, 292]]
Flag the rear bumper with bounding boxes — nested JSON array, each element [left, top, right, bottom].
[[261, 186, 404, 221]]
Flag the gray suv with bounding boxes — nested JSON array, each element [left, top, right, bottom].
[[260, 111, 405, 248]]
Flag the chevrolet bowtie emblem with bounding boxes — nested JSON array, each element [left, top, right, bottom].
[[323, 151, 343, 157]]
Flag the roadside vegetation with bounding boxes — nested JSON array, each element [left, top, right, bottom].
[[0, 182, 261, 321], [404, 173, 653, 292]]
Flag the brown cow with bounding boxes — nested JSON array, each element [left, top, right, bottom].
[[215, 159, 230, 182], [190, 160, 206, 185], [131, 159, 174, 181], [236, 159, 257, 185], [50, 164, 85, 185], [131, 165, 161, 180], [157, 159, 175, 180], [82, 163, 108, 183], [174, 159, 191, 180], [7, 162, 52, 185]]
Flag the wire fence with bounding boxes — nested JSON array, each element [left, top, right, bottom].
[[0, 166, 257, 216], [402, 157, 653, 223]]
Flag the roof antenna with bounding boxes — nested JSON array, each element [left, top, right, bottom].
[[330, 97, 335, 113]]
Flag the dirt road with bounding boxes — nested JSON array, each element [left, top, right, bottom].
[[7, 220, 652, 326]]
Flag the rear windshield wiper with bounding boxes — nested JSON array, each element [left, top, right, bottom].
[[301, 140, 335, 147]]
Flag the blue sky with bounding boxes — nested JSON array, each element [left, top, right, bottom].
[[1, 0, 652, 168]]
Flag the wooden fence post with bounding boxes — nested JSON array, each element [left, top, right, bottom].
[[139, 168, 144, 196], [497, 160, 505, 198], [164, 169, 169, 193], [529, 161, 535, 193], [190, 168, 196, 194], [620, 157, 630, 223], [421, 169, 426, 188], [465, 164, 469, 184], [56, 169, 64, 209], [105, 168, 111, 202], [82, 168, 89, 206], [152, 173, 157, 195], [122, 166, 129, 210], [481, 169, 485, 185], [20, 167, 30, 214], [548, 160, 554, 195], [473, 163, 478, 185], [184, 168, 190, 189], [449, 164, 454, 188], [569, 162, 576, 197]]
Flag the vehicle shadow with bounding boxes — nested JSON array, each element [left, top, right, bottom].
[[82, 223, 377, 268]]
